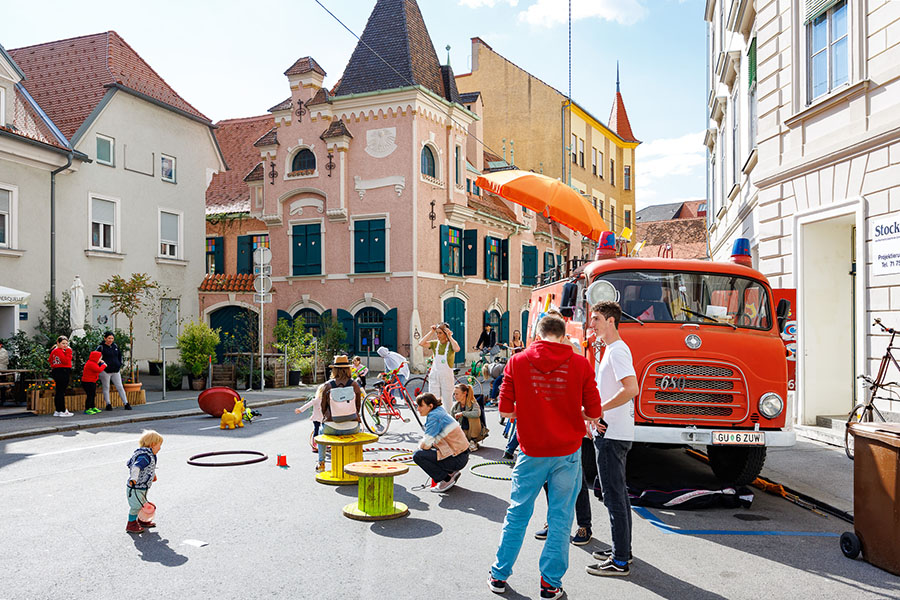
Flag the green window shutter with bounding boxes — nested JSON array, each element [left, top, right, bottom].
[[354, 219, 385, 273], [308, 225, 321, 274], [748, 38, 757, 89], [236, 235, 252, 274], [463, 229, 478, 276], [383, 308, 397, 351], [354, 220, 369, 273], [292, 225, 305, 275], [483, 310, 490, 328], [440, 224, 451, 274], [292, 224, 321, 275], [370, 219, 385, 272], [521, 310, 530, 340], [501, 238, 509, 281], [337, 309, 355, 354], [500, 311, 509, 343], [484, 235, 491, 280], [522, 245, 537, 286], [213, 237, 224, 274]]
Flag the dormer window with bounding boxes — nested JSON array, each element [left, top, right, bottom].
[[290, 149, 316, 175]]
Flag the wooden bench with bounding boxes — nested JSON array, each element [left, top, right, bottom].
[[342, 461, 410, 521], [314, 432, 379, 486], [0, 381, 15, 405]]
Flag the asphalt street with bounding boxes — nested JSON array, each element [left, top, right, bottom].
[[0, 402, 896, 600]]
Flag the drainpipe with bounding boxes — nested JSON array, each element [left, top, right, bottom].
[[506, 225, 521, 318], [50, 151, 73, 317]]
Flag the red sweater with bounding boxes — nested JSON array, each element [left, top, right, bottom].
[[82, 351, 106, 383], [49, 346, 72, 369], [498, 339, 602, 457]]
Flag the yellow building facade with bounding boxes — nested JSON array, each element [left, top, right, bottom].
[[457, 37, 639, 237]]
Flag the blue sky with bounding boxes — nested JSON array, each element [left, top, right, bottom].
[[1, 0, 707, 208]]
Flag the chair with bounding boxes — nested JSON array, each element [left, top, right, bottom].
[[625, 284, 672, 321]]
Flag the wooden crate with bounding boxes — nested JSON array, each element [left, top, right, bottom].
[[211, 364, 236, 389], [29, 389, 147, 414]]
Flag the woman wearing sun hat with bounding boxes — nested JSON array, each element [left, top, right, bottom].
[[316, 355, 363, 472]]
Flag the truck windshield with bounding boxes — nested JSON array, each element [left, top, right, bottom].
[[597, 270, 772, 330]]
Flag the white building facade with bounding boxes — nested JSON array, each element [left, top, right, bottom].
[[749, 0, 900, 424]]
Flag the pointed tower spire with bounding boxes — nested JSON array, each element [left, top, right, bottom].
[[608, 63, 638, 143], [446, 44, 451, 67]]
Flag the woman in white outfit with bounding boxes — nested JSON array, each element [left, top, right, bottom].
[[419, 322, 460, 404]]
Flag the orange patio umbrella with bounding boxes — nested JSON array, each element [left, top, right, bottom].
[[475, 170, 607, 241]]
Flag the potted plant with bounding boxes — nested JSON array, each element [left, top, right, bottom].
[[164, 363, 184, 391], [98, 273, 159, 391], [273, 315, 315, 387], [177, 320, 220, 391]]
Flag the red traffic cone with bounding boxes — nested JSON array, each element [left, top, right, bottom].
[[276, 454, 289, 468]]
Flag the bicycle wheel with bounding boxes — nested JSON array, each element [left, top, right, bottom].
[[845, 402, 884, 460], [400, 388, 424, 430], [362, 393, 390, 436], [405, 376, 427, 399], [455, 374, 483, 399]]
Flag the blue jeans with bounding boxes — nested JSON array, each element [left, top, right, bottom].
[[595, 437, 632, 562], [491, 449, 582, 588], [505, 421, 519, 455], [318, 423, 360, 462]]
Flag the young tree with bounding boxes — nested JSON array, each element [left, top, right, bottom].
[[98, 273, 159, 381]]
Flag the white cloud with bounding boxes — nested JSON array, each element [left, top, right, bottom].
[[518, 0, 647, 27], [636, 130, 707, 208], [458, 0, 519, 8]]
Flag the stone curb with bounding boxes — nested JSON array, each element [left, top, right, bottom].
[[0, 396, 310, 442]]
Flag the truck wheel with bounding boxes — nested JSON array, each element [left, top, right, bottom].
[[706, 446, 767, 486]]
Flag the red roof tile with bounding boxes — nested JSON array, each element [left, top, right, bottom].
[[1, 86, 69, 150], [268, 97, 292, 112], [634, 218, 708, 260], [199, 274, 256, 292], [243, 162, 264, 182], [306, 87, 331, 106], [320, 118, 352, 139], [253, 127, 278, 147], [10, 31, 209, 140], [206, 115, 274, 214], [468, 194, 520, 224], [608, 91, 638, 143], [284, 56, 326, 77]]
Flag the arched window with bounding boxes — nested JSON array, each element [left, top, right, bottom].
[[486, 309, 501, 332], [295, 308, 321, 337], [420, 145, 436, 178], [291, 149, 316, 173], [355, 308, 384, 354]]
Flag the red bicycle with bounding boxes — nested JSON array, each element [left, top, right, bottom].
[[361, 368, 424, 435]]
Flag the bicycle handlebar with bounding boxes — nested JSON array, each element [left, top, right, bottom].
[[874, 317, 896, 334]]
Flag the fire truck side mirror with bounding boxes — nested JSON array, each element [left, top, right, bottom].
[[776, 298, 791, 333]]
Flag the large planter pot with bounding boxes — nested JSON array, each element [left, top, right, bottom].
[[165, 376, 183, 391], [148, 361, 162, 376], [123, 382, 143, 393], [189, 375, 206, 391], [289, 370, 303, 386]]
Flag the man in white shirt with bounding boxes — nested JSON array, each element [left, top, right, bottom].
[[586, 301, 638, 577]]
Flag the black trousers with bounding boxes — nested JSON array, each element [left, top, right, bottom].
[[51, 368, 70, 413], [82, 381, 97, 410], [413, 448, 469, 482]]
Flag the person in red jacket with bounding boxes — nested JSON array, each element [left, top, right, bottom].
[[48, 336, 73, 418], [489, 314, 603, 600], [81, 351, 106, 415]]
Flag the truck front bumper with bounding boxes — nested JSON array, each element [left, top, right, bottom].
[[633, 426, 796, 447]]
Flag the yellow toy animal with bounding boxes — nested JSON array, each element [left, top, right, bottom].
[[220, 398, 245, 429]]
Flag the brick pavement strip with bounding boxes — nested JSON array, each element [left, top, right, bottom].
[[0, 396, 308, 441]]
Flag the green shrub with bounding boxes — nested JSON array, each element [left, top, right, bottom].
[[176, 320, 220, 377]]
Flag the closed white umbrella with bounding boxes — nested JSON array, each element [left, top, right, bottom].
[[70, 276, 86, 339]]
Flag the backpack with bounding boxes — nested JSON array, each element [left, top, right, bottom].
[[328, 382, 357, 422]]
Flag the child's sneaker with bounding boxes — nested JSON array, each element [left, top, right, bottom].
[[138, 519, 156, 528], [58, 410, 73, 417], [540, 577, 563, 599], [488, 573, 506, 594], [315, 462, 326, 472], [534, 523, 548, 540], [586, 557, 630, 576], [53, 411, 60, 417], [105, 404, 113, 411], [123, 403, 132, 410], [125, 521, 144, 534]]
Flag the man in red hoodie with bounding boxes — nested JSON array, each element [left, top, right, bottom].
[[489, 314, 602, 600]]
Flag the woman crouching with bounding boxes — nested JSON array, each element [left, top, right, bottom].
[[413, 393, 470, 492]]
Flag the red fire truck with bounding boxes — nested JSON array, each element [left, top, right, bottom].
[[527, 238, 795, 484]]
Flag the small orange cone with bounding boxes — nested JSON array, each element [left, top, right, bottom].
[[276, 454, 289, 468]]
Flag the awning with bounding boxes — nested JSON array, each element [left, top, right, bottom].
[[0, 286, 30, 306]]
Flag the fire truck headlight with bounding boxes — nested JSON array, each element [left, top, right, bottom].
[[758, 393, 784, 419]]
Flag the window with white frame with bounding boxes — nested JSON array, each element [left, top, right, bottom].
[[0, 87, 5, 126], [718, 128, 725, 213], [159, 210, 180, 258], [732, 86, 740, 185], [808, 0, 848, 102], [592, 147, 597, 175], [624, 165, 632, 191], [598, 151, 603, 178], [571, 133, 577, 163], [161, 154, 176, 183], [96, 134, 114, 166], [578, 138, 585, 168], [90, 197, 116, 250], [455, 146, 461, 185], [748, 37, 758, 151], [0, 187, 10, 247], [709, 153, 716, 224]]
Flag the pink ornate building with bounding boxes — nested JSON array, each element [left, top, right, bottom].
[[202, 0, 576, 370]]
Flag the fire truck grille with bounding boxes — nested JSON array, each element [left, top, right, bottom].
[[653, 378, 734, 391], [656, 364, 733, 377], [656, 404, 734, 417], [640, 360, 748, 424]]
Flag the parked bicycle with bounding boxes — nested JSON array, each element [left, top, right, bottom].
[[845, 318, 894, 459], [361, 368, 423, 435]]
